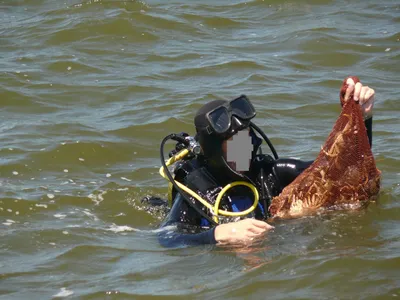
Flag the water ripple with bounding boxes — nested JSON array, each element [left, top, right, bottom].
[[1, 0, 399, 299]]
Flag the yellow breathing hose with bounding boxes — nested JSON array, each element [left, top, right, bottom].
[[159, 148, 259, 224]]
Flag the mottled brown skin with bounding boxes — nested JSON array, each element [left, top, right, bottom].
[[269, 76, 381, 218]]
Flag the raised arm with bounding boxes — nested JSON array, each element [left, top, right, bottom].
[[344, 77, 375, 147]]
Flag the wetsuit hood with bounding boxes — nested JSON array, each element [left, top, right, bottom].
[[194, 100, 261, 184]]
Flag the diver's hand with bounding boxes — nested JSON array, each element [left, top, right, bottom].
[[214, 218, 274, 246], [345, 77, 375, 120]]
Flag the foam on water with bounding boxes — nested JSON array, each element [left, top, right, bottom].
[[53, 287, 74, 298]]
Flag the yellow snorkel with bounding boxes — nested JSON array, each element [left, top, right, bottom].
[[159, 133, 259, 224]]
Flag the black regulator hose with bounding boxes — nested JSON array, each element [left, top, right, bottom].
[[160, 134, 218, 226], [250, 122, 279, 160]]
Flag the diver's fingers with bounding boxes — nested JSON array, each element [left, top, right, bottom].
[[346, 77, 355, 86], [249, 219, 274, 230], [359, 86, 369, 104], [246, 231, 262, 239], [363, 88, 375, 107], [353, 82, 362, 101], [344, 81, 355, 102], [365, 88, 375, 101], [361, 88, 375, 119], [247, 225, 265, 235]]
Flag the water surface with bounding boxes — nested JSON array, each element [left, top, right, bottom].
[[1, 0, 399, 299]]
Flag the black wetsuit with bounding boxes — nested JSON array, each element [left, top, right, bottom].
[[158, 118, 373, 248]]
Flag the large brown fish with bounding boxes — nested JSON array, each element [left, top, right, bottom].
[[269, 76, 381, 218]]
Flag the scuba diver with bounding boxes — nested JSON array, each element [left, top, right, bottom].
[[154, 77, 375, 248]]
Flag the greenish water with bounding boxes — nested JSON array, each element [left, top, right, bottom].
[[1, 0, 399, 299]]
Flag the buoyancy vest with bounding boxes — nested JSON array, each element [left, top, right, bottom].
[[170, 158, 267, 226]]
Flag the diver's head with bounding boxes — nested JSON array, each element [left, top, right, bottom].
[[194, 95, 259, 182]]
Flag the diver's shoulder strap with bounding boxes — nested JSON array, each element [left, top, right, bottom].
[[168, 159, 202, 205], [183, 166, 220, 201], [168, 158, 222, 209]]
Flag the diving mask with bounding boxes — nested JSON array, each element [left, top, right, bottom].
[[202, 95, 256, 137]]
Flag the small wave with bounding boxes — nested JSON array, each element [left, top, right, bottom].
[[106, 223, 141, 233], [53, 287, 74, 298], [46, 60, 106, 75]]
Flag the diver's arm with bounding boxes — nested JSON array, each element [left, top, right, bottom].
[[158, 227, 216, 248], [158, 193, 217, 248], [365, 117, 372, 147], [158, 194, 275, 247], [272, 158, 313, 190]]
